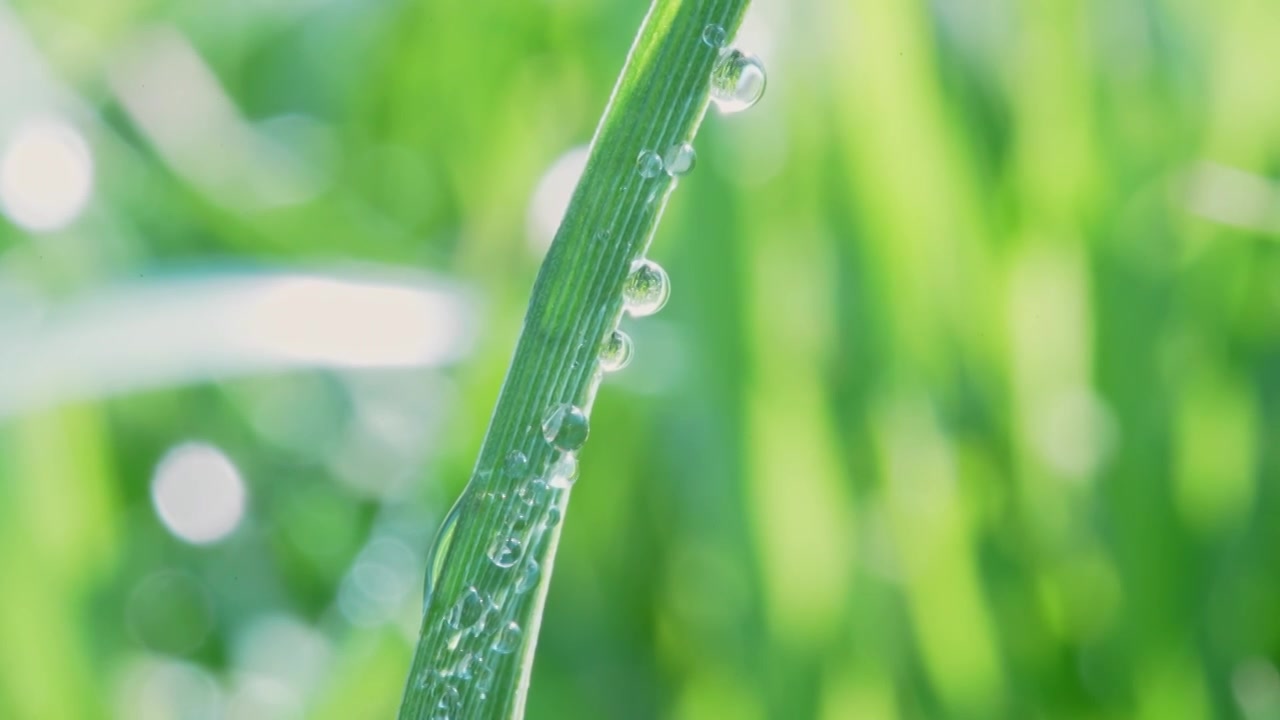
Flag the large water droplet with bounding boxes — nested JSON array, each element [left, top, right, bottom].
[[515, 558, 541, 594], [491, 622, 523, 654], [548, 453, 579, 490], [622, 259, 671, 317], [448, 587, 487, 630], [710, 49, 767, 114], [663, 143, 696, 177], [599, 330, 634, 372], [422, 496, 464, 611], [541, 403, 589, 451], [702, 23, 728, 49], [503, 450, 528, 478], [487, 533, 522, 569], [636, 150, 664, 179]]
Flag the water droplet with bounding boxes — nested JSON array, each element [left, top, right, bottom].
[[492, 622, 523, 654], [710, 49, 767, 114], [541, 403, 589, 451], [545, 506, 562, 528], [448, 652, 475, 680], [432, 683, 460, 720], [508, 502, 533, 533], [702, 23, 727, 49], [663, 143, 696, 177], [448, 587, 487, 630], [622, 259, 671, 317], [636, 150, 664, 179], [593, 229, 611, 243], [599, 330, 634, 372], [515, 558, 541, 594], [487, 533, 523, 569], [422, 496, 465, 611], [503, 450, 528, 478], [519, 477, 550, 503], [548, 453, 579, 489], [476, 664, 495, 694]]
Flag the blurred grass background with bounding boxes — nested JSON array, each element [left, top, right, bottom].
[[1, 0, 1278, 718]]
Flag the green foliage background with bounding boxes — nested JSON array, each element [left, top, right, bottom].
[[1, 0, 1278, 718]]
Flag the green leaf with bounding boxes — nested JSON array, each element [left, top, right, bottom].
[[396, 1, 754, 718]]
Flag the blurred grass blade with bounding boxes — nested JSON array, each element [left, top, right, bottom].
[[0, 267, 475, 418], [398, 0, 753, 718]]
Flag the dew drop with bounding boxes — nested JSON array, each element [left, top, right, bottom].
[[599, 330, 634, 372], [636, 150, 664, 179], [523, 477, 550, 500], [622, 259, 671, 317], [508, 502, 533, 533], [503, 450, 528, 478], [487, 533, 523, 569], [702, 23, 728, 49], [449, 652, 475, 680], [476, 664, 495, 695], [663, 142, 696, 177], [448, 587, 487, 630], [422, 496, 464, 611], [515, 558, 541, 594], [548, 453, 579, 490], [710, 49, 767, 114], [593, 228, 611, 243], [545, 505, 562, 529], [432, 683, 460, 720], [541, 403, 589, 451], [491, 622, 523, 654]]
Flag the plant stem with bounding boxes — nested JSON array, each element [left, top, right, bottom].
[[398, 1, 751, 717]]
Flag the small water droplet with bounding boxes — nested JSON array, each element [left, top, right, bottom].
[[545, 506, 562, 528], [492, 621, 523, 654], [503, 450, 528, 478], [622, 259, 671, 317], [508, 502, 533, 533], [702, 23, 727, 49], [449, 652, 475, 680], [476, 664, 495, 694], [487, 533, 523, 568], [422, 497, 463, 612], [599, 330, 634, 372], [663, 143, 696, 176], [515, 558, 541, 594], [710, 49, 767, 114], [432, 683, 460, 720], [519, 477, 550, 507], [593, 229, 611, 243], [637, 150, 664, 178], [541, 403, 589, 451], [548, 453, 579, 489], [448, 587, 487, 630]]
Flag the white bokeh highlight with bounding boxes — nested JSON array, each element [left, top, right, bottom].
[[527, 145, 589, 254], [151, 442, 247, 545], [0, 116, 94, 232]]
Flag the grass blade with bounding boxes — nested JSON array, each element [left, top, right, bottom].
[[397, 0, 754, 717]]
